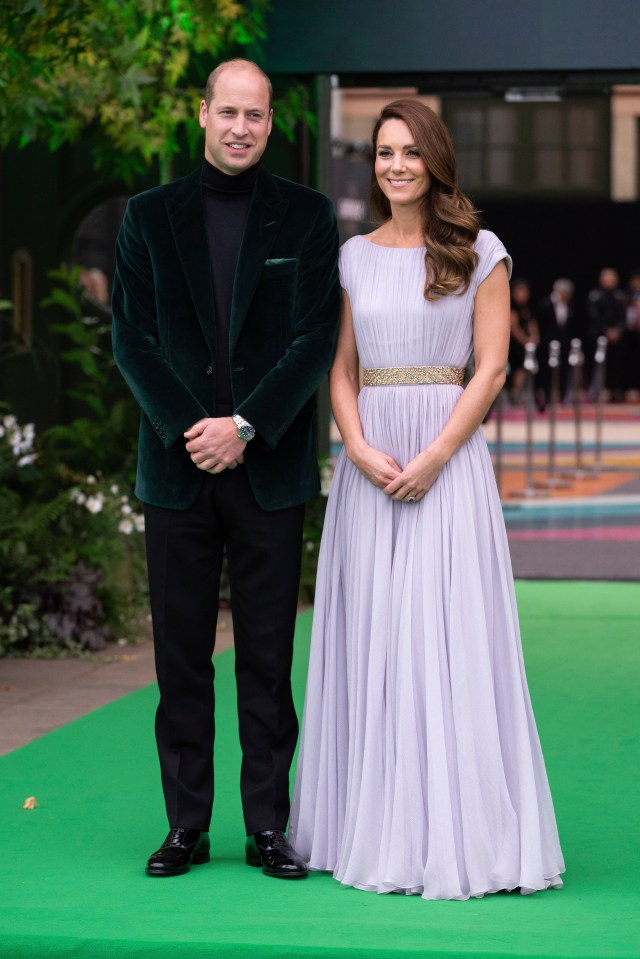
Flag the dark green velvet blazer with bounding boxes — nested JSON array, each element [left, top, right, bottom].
[[112, 166, 341, 511]]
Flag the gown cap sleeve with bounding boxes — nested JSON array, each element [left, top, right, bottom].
[[474, 230, 513, 287]]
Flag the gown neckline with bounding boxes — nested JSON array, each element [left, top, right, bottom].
[[356, 234, 425, 251]]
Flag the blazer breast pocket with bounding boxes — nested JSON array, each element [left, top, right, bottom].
[[262, 257, 299, 277]]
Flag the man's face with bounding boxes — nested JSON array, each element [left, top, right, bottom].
[[599, 269, 619, 291], [199, 65, 272, 175]]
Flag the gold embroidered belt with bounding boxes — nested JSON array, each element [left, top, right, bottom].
[[362, 365, 465, 387]]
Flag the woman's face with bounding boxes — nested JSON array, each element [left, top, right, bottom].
[[374, 119, 431, 208]]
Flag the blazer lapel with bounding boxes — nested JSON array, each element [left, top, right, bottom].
[[230, 169, 289, 356], [165, 170, 217, 356]]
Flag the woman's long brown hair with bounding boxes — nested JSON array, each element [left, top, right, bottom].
[[370, 99, 480, 300]]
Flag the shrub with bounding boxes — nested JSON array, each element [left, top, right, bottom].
[[0, 412, 146, 656]]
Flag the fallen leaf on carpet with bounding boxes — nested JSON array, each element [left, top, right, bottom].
[[22, 797, 39, 810]]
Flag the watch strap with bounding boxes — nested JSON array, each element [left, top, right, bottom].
[[232, 413, 255, 441]]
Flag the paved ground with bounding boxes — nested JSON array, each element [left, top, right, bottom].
[[0, 610, 234, 756]]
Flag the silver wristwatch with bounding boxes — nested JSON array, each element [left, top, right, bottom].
[[232, 413, 255, 442]]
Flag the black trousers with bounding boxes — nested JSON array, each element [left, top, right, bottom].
[[144, 467, 305, 835]]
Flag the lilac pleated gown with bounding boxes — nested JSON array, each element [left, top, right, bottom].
[[289, 231, 565, 900]]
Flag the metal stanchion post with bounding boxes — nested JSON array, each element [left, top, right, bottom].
[[593, 335, 608, 475], [509, 342, 549, 499], [535, 339, 570, 490], [494, 381, 505, 498], [562, 337, 590, 480]]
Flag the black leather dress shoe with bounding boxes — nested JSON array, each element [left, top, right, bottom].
[[245, 829, 308, 879], [146, 827, 210, 877]]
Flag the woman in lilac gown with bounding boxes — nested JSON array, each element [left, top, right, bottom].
[[290, 100, 565, 900]]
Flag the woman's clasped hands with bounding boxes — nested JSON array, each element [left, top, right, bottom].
[[350, 443, 444, 504]]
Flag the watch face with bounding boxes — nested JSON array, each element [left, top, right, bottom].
[[233, 414, 255, 441]]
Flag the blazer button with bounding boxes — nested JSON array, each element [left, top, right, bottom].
[[205, 365, 213, 375]]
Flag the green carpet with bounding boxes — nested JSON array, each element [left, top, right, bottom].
[[0, 582, 638, 959]]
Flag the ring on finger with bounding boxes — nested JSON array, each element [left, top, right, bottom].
[[406, 495, 416, 503]]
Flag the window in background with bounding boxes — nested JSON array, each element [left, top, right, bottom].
[[445, 98, 607, 196]]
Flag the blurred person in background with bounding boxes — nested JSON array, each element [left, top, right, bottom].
[[79, 267, 112, 319], [621, 269, 640, 399], [537, 278, 578, 405], [508, 278, 540, 405], [586, 268, 626, 399]]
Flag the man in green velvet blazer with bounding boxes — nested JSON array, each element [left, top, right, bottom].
[[112, 59, 340, 880]]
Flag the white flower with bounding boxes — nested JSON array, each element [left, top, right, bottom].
[[72, 490, 86, 505], [120, 503, 132, 516], [0, 425, 4, 438], [118, 518, 134, 535], [3, 415, 17, 429], [120, 495, 129, 503], [110, 484, 119, 495], [85, 474, 97, 485], [12, 430, 34, 454], [305, 540, 315, 552], [23, 423, 35, 438], [17, 453, 38, 467], [85, 495, 103, 514], [133, 513, 145, 532]]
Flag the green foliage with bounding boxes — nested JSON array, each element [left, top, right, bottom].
[[0, 0, 270, 181], [0, 595, 50, 657], [0, 413, 147, 657], [41, 264, 139, 480], [273, 84, 317, 143]]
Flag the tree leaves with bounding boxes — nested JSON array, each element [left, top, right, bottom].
[[0, 0, 271, 183]]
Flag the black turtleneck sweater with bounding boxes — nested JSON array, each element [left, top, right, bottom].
[[201, 158, 260, 415]]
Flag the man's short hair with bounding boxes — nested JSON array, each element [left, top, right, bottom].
[[204, 59, 273, 109]]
